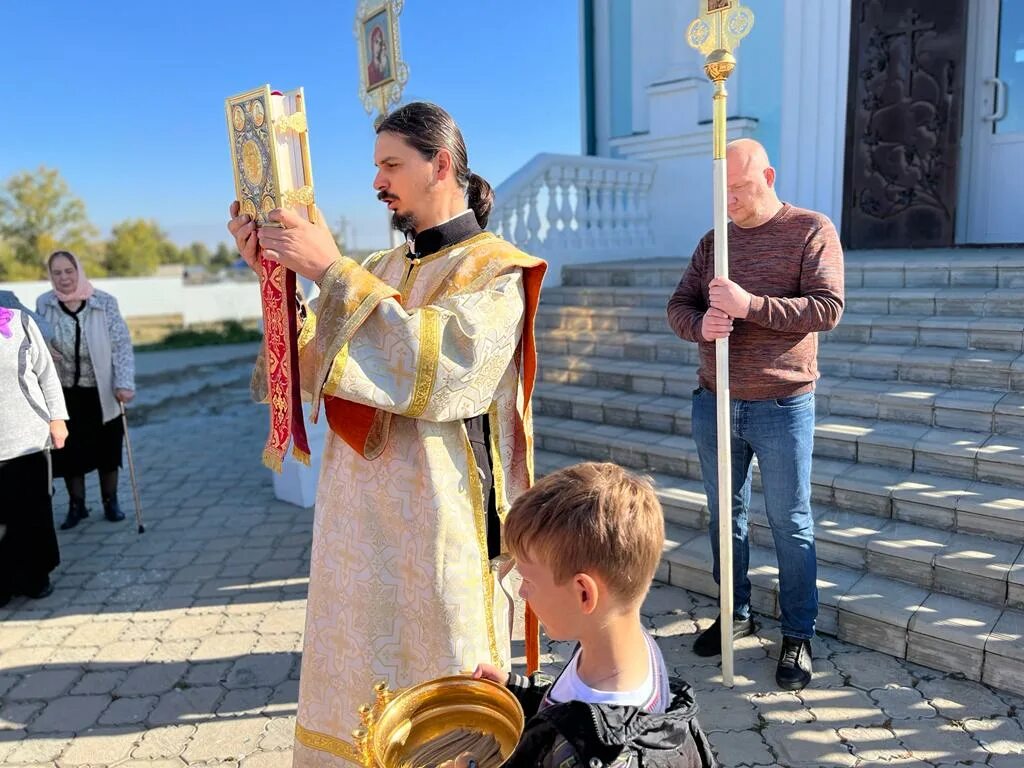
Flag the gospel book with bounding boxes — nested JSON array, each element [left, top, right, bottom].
[[225, 84, 316, 226]]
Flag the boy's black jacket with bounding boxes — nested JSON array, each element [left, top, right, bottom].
[[502, 670, 718, 768]]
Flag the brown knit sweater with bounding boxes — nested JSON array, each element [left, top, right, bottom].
[[666, 203, 845, 401]]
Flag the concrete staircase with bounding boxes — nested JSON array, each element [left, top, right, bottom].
[[130, 343, 257, 426], [532, 251, 1024, 696]]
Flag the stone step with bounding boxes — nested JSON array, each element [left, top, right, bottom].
[[533, 449, 1024, 694], [659, 523, 1024, 694], [538, 364, 1024, 437], [558, 251, 1024, 290], [533, 415, 1024, 544], [131, 346, 258, 426], [537, 328, 1024, 391], [535, 448, 1024, 609], [536, 304, 1024, 353], [543, 284, 1024, 319], [559, 258, 685, 289], [824, 314, 1024, 353], [535, 382, 1024, 485]]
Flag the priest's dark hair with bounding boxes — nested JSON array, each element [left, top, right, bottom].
[[376, 102, 494, 229]]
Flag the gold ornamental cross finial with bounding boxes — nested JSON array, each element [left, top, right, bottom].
[[687, 0, 755, 56]]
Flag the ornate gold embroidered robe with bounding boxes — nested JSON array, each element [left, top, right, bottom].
[[278, 231, 544, 767]]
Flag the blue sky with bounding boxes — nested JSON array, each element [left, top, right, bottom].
[[1, 2, 581, 251]]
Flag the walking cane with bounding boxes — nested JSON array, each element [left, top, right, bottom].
[[120, 402, 145, 534], [688, 1, 754, 688]]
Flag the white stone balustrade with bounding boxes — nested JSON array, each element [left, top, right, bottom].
[[490, 153, 657, 285]]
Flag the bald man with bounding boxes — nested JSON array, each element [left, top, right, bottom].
[[666, 139, 844, 691]]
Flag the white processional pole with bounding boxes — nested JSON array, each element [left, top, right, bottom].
[[687, 0, 754, 689]]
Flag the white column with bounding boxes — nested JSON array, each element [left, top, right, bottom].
[[777, 0, 852, 229]]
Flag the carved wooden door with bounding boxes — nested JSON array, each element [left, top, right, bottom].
[[842, 0, 968, 249]]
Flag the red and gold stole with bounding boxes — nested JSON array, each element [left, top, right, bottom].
[[259, 255, 311, 471]]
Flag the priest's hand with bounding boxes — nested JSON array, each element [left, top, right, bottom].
[[258, 207, 341, 283], [227, 201, 261, 271], [471, 663, 509, 686], [701, 307, 734, 341], [708, 276, 753, 318]]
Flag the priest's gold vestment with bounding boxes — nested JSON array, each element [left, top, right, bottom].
[[272, 232, 544, 767]]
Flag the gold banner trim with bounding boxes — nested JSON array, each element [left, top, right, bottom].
[[405, 307, 442, 418], [294, 722, 362, 763]]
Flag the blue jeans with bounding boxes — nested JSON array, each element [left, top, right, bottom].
[[691, 387, 818, 640]]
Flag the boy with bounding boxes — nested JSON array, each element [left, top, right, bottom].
[[469, 462, 717, 768]]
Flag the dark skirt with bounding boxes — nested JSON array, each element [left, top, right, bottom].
[[52, 386, 124, 478], [0, 450, 60, 595]]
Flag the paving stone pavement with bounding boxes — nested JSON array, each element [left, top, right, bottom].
[[1, 374, 1023, 766]]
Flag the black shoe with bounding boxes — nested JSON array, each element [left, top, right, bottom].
[[60, 497, 89, 530], [22, 579, 53, 600], [776, 636, 813, 691], [103, 494, 125, 522], [693, 615, 756, 657]]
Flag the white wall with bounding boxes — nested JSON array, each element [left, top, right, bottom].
[[587, 0, 853, 251], [181, 283, 263, 325], [0, 277, 262, 326], [776, 0, 852, 230]]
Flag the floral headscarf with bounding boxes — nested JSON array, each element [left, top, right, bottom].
[[48, 250, 96, 303]]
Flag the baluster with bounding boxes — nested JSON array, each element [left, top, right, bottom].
[[545, 168, 561, 250], [576, 168, 594, 249], [622, 172, 639, 250], [500, 203, 515, 243], [560, 166, 578, 249], [596, 171, 613, 252], [502, 199, 513, 243], [637, 171, 654, 248], [611, 172, 627, 250], [513, 193, 530, 247], [526, 179, 543, 249]]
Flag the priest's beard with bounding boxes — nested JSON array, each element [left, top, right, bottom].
[[391, 211, 416, 236]]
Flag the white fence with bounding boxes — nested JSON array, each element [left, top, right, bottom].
[[0, 277, 262, 325], [490, 153, 658, 285]]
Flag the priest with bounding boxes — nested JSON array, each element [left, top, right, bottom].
[[228, 101, 545, 767]]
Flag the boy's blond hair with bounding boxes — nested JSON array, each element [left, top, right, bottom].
[[504, 462, 665, 605]]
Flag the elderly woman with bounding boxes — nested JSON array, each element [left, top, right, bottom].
[[36, 251, 136, 530], [0, 307, 69, 606]]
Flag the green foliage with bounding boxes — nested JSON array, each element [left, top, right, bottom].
[[181, 242, 212, 265], [0, 166, 99, 280], [103, 219, 179, 276], [210, 242, 236, 269], [136, 320, 262, 351], [0, 167, 257, 281]]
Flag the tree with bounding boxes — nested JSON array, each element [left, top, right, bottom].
[[210, 242, 237, 270], [181, 242, 212, 266], [103, 219, 178, 276], [0, 238, 17, 280], [0, 166, 99, 280]]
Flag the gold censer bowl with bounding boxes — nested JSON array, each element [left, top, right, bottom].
[[354, 677, 525, 768]]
